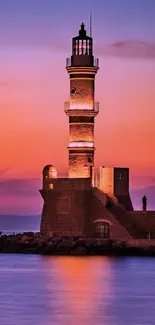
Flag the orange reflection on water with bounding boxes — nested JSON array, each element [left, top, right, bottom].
[[44, 256, 113, 325]]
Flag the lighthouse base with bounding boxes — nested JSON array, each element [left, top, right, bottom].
[[40, 177, 148, 240]]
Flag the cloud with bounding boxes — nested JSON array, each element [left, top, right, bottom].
[[0, 178, 42, 215], [0, 168, 11, 177], [1, 33, 155, 60], [0, 81, 9, 87], [97, 40, 155, 60], [130, 176, 155, 189], [0, 176, 155, 216], [0, 178, 41, 196]]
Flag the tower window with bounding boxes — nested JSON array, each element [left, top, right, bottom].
[[71, 88, 76, 94], [76, 40, 79, 55], [88, 156, 92, 163], [79, 40, 82, 55], [94, 222, 110, 238], [83, 40, 87, 55]]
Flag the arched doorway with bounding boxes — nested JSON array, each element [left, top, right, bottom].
[[94, 221, 110, 238]]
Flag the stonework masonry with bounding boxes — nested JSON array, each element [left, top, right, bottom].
[[40, 23, 155, 240], [70, 78, 94, 108], [40, 178, 132, 239], [65, 23, 99, 178], [40, 177, 155, 239], [69, 123, 94, 142], [69, 152, 94, 178]]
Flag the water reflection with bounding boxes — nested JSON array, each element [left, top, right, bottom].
[[43, 256, 113, 325], [1, 255, 155, 325]]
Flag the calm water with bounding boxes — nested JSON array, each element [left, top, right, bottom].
[[0, 255, 155, 325], [0, 215, 40, 235]]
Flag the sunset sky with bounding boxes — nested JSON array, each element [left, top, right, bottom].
[[0, 0, 155, 214]]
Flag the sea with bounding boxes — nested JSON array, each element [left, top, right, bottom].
[[0, 215, 155, 325], [0, 215, 41, 235]]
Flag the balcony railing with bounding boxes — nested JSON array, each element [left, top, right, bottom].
[[66, 57, 71, 67], [64, 101, 99, 113], [94, 57, 99, 68], [94, 101, 99, 113], [66, 57, 99, 68], [68, 141, 94, 148]]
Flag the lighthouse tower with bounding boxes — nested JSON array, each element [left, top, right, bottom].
[[65, 23, 99, 179], [40, 22, 136, 238]]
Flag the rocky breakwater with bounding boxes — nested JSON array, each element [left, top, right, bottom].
[[0, 233, 155, 255]]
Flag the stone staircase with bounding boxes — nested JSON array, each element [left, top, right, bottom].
[[115, 194, 133, 211], [93, 187, 145, 239], [108, 203, 146, 238], [92, 187, 131, 239]]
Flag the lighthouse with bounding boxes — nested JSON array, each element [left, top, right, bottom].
[[65, 23, 99, 179], [40, 22, 135, 239]]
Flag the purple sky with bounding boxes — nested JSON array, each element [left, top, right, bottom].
[[0, 0, 155, 214]]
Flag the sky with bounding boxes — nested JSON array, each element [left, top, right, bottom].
[[0, 0, 155, 214]]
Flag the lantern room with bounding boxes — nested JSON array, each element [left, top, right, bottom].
[[72, 23, 93, 56], [68, 23, 95, 67]]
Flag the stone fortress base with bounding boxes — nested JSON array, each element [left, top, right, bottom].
[[40, 165, 155, 240], [40, 23, 155, 240]]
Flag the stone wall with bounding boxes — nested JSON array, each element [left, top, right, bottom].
[[129, 211, 155, 238], [40, 179, 155, 239], [99, 167, 133, 211], [42, 177, 92, 191], [40, 182, 132, 239], [84, 188, 132, 240], [69, 152, 94, 178], [69, 123, 94, 142], [114, 168, 129, 195], [100, 167, 130, 195], [70, 78, 94, 109], [40, 189, 88, 236]]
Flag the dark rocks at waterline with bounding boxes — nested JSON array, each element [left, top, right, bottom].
[[0, 232, 155, 256]]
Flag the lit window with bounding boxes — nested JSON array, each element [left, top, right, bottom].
[[94, 222, 110, 238], [69, 141, 94, 148]]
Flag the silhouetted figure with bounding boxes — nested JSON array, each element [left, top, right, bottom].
[[147, 231, 151, 240], [142, 195, 147, 211]]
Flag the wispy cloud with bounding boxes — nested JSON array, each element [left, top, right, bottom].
[[1, 35, 155, 60], [0, 176, 155, 214], [0, 178, 42, 215], [0, 178, 40, 196], [0, 81, 9, 87], [0, 168, 11, 177], [98, 40, 155, 60], [130, 176, 155, 189]]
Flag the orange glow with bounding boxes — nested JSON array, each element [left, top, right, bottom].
[[64, 102, 99, 112], [69, 141, 94, 148], [44, 256, 113, 324], [65, 102, 93, 110], [0, 51, 155, 182]]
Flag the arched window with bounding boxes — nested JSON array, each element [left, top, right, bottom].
[[94, 222, 110, 238]]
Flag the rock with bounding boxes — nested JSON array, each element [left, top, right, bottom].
[[41, 242, 54, 254], [1, 233, 155, 256], [55, 240, 74, 254], [70, 246, 87, 255], [24, 232, 35, 237]]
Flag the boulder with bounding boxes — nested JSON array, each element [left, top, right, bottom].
[[70, 246, 87, 255]]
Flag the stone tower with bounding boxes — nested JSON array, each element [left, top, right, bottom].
[[65, 23, 99, 179]]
